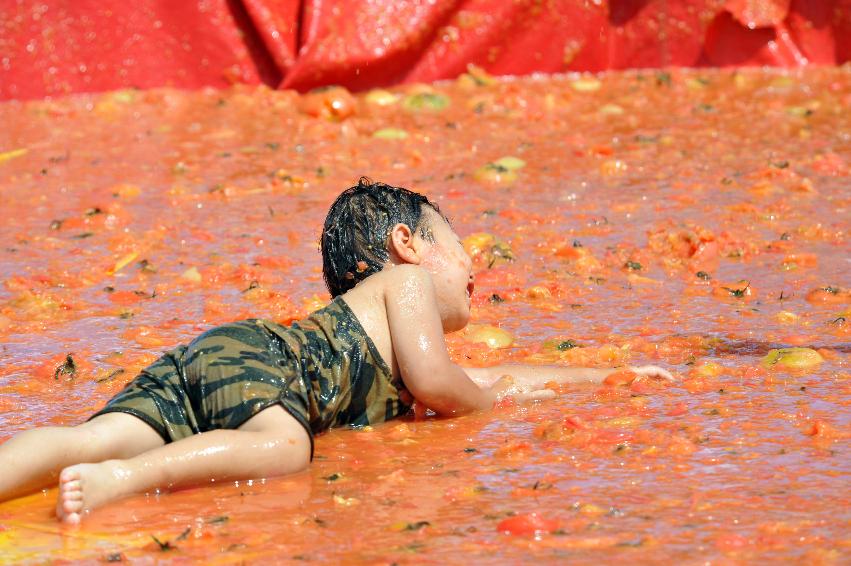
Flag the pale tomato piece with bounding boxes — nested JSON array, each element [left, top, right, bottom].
[[473, 163, 518, 186], [298, 86, 356, 121], [761, 347, 824, 370], [363, 88, 399, 106], [465, 325, 514, 349]]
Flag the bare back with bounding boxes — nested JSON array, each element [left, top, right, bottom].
[[337, 269, 401, 380]]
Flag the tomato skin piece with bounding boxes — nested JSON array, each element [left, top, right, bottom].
[[781, 334, 818, 347], [805, 286, 850, 304], [563, 415, 589, 430], [603, 369, 638, 387], [665, 402, 688, 417], [497, 513, 560, 536], [107, 290, 145, 306], [629, 379, 663, 395], [715, 532, 750, 552], [298, 87, 356, 121]]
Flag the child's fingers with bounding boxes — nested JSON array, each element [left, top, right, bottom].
[[631, 365, 675, 382], [515, 389, 557, 403], [491, 374, 518, 402], [534, 389, 557, 400]]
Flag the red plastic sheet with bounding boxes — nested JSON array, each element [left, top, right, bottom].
[[1, 0, 849, 100]]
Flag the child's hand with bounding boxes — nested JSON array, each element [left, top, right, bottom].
[[629, 365, 675, 383], [490, 375, 556, 405]]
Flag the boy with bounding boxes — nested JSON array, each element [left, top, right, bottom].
[[0, 178, 671, 523]]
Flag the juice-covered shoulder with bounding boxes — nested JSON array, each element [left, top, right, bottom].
[[335, 268, 410, 374], [343, 264, 433, 315], [383, 264, 434, 301]]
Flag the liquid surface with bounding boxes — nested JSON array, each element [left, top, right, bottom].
[[0, 67, 849, 563]]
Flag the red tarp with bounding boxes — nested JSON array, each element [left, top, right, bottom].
[[1, 0, 849, 100]]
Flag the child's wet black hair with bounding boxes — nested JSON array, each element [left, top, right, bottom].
[[321, 177, 444, 297]]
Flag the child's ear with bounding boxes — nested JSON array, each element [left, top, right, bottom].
[[388, 222, 422, 265]]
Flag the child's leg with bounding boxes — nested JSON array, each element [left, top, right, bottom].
[[0, 413, 164, 502], [57, 404, 310, 523]]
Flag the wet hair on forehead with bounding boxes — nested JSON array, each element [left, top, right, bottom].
[[320, 177, 446, 297]]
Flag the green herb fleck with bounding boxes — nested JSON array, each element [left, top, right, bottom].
[[54, 355, 77, 380], [138, 259, 157, 273], [150, 535, 176, 551], [634, 134, 659, 144], [95, 368, 125, 383], [485, 163, 510, 173], [721, 281, 750, 297], [403, 92, 449, 111]]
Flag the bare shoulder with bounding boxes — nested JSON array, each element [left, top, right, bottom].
[[337, 268, 413, 373], [345, 265, 431, 306], [338, 266, 435, 379]]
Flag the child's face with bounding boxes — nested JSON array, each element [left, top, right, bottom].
[[418, 209, 474, 333]]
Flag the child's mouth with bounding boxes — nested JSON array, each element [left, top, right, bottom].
[[466, 281, 474, 299]]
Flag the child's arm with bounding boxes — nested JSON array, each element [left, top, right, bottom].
[[384, 266, 542, 415], [464, 364, 674, 390]]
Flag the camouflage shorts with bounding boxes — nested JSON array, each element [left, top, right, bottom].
[[91, 320, 315, 458]]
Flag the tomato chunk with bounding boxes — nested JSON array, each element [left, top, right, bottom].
[[497, 513, 560, 536]]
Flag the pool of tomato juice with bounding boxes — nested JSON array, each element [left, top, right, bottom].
[[0, 67, 848, 563]]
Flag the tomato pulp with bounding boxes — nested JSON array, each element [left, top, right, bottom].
[[0, 68, 848, 563]]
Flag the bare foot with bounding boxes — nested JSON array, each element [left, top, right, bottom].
[[55, 461, 133, 524]]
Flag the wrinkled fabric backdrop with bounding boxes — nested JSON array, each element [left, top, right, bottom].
[[1, 0, 849, 100]]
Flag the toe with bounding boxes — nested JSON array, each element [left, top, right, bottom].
[[63, 498, 84, 513], [62, 488, 84, 501], [61, 479, 82, 494], [59, 467, 81, 483]]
